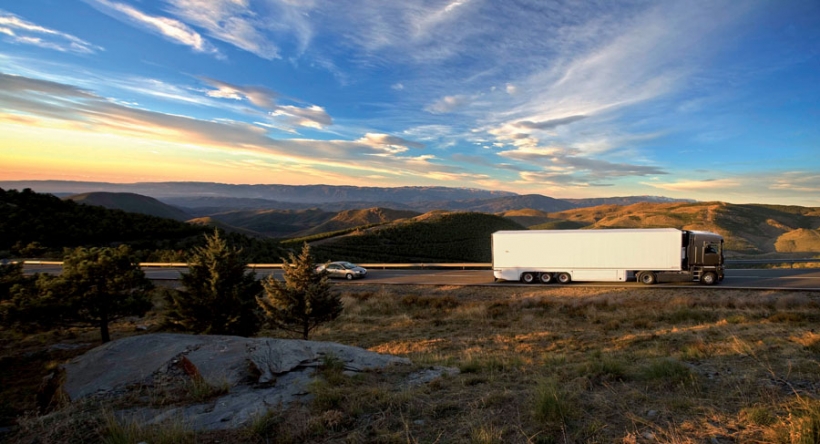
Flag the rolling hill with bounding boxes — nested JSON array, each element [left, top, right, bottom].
[[186, 217, 267, 238], [204, 207, 420, 239], [311, 211, 525, 263], [498, 209, 553, 227], [291, 208, 420, 238], [534, 201, 820, 255], [66, 192, 191, 221]]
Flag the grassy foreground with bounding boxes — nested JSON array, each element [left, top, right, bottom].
[[3, 284, 820, 443]]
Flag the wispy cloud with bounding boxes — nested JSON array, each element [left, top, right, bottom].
[[357, 133, 424, 153], [497, 143, 667, 186], [270, 105, 332, 130], [200, 77, 277, 108], [165, 0, 281, 60], [84, 0, 220, 56], [769, 173, 820, 193], [425, 95, 472, 114], [643, 178, 740, 192], [0, 10, 102, 54], [513, 115, 587, 131]]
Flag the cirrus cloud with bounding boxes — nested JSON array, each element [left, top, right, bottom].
[[84, 0, 220, 56], [0, 10, 103, 54]]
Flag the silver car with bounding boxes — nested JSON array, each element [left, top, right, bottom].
[[316, 261, 367, 280]]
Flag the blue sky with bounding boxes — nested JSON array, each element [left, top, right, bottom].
[[1, 0, 819, 205]]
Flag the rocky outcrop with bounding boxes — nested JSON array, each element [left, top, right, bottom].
[[60, 333, 413, 431]]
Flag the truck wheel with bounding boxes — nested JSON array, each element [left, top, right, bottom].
[[539, 273, 553, 284], [521, 272, 536, 284], [701, 272, 717, 285], [638, 272, 657, 285], [557, 272, 571, 284]]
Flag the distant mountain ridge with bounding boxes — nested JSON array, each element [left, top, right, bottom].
[[0, 180, 691, 212], [0, 180, 515, 203]]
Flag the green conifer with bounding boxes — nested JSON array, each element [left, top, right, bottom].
[[257, 243, 342, 340]]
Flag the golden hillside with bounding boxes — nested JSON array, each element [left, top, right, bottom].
[[525, 202, 820, 255]]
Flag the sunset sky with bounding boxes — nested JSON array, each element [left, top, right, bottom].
[[1, 0, 819, 205]]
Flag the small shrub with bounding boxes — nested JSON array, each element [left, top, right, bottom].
[[740, 405, 775, 426], [725, 314, 748, 324], [429, 401, 461, 418], [777, 398, 820, 444], [768, 312, 807, 324], [309, 379, 346, 412], [581, 352, 630, 383], [470, 422, 505, 444], [639, 359, 694, 385], [401, 294, 459, 310], [184, 377, 229, 403], [459, 359, 481, 374], [661, 307, 718, 324], [317, 354, 347, 386], [103, 411, 195, 444], [680, 339, 713, 360], [533, 378, 577, 425], [602, 319, 621, 332], [245, 408, 309, 444]]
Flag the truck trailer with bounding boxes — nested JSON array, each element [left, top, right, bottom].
[[492, 228, 724, 285]]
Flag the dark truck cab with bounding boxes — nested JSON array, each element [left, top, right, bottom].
[[682, 230, 725, 285]]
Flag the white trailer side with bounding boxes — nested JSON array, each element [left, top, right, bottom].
[[492, 228, 684, 283]]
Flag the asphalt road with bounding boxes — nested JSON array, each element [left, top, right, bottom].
[[21, 265, 820, 290]]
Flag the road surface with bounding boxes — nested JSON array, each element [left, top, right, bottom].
[[22, 265, 820, 290]]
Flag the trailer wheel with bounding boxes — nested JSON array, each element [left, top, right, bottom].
[[701, 272, 717, 285], [539, 273, 553, 284], [638, 272, 657, 285], [521, 272, 536, 284], [557, 272, 571, 284]]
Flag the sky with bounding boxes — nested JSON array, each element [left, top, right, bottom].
[[1, 0, 819, 206]]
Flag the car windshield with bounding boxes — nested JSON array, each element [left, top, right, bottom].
[[340, 262, 358, 269]]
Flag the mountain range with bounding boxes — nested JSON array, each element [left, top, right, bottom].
[[3, 183, 820, 259], [2, 180, 692, 213]]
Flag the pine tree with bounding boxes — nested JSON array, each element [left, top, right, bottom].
[[0, 260, 26, 301], [165, 230, 261, 336], [257, 243, 342, 340], [4, 245, 153, 343]]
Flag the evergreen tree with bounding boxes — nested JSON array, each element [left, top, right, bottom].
[[0, 260, 26, 301], [257, 243, 342, 340], [165, 230, 261, 336], [3, 246, 153, 343]]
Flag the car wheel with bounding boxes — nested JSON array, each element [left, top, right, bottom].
[[539, 273, 553, 284], [701, 272, 717, 285], [521, 272, 536, 284], [346, 273, 354, 280], [557, 272, 571, 284]]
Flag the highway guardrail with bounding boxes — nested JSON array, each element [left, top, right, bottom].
[[19, 259, 820, 269]]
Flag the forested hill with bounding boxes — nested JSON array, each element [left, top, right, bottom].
[[313, 212, 525, 263], [0, 188, 208, 258], [67, 192, 191, 221]]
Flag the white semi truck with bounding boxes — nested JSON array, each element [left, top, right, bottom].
[[492, 228, 724, 285]]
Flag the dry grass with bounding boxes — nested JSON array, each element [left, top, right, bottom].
[[3, 284, 820, 443]]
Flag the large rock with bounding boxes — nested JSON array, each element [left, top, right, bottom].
[[61, 333, 411, 430]]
